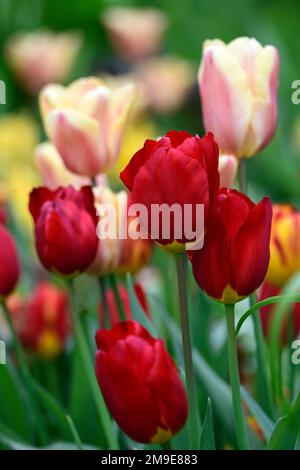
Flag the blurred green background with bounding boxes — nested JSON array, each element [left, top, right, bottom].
[[1, 0, 300, 200]]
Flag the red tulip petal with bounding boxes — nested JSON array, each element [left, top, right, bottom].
[[29, 187, 58, 221], [230, 197, 272, 296], [191, 215, 229, 300]]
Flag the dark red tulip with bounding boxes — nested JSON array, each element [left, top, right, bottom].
[[259, 281, 300, 345], [0, 225, 20, 297], [8, 282, 71, 358], [191, 188, 272, 303], [120, 130, 219, 253], [29, 186, 98, 276], [95, 320, 188, 443]]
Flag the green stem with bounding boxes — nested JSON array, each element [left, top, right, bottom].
[[288, 306, 295, 399], [250, 295, 275, 418], [238, 163, 274, 418], [108, 273, 126, 322], [225, 303, 249, 450], [67, 281, 119, 449], [175, 253, 200, 450], [66, 415, 83, 450], [161, 440, 172, 450], [238, 159, 247, 194], [98, 277, 111, 328], [0, 300, 47, 445]]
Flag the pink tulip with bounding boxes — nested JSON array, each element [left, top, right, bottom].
[[5, 30, 82, 94], [102, 7, 168, 61], [39, 77, 136, 177], [198, 37, 279, 158], [135, 56, 195, 114]]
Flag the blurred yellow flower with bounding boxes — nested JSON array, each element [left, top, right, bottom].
[[0, 113, 40, 231]]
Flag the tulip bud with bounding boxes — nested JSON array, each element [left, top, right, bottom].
[[198, 37, 279, 158], [120, 130, 220, 253], [29, 186, 98, 276], [8, 282, 71, 358], [39, 77, 136, 177], [95, 320, 188, 443], [191, 188, 272, 303], [102, 7, 168, 61], [0, 226, 20, 298], [5, 30, 82, 94], [266, 204, 300, 288], [259, 281, 300, 345], [218, 154, 238, 187]]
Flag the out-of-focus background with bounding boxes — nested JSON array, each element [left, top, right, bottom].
[[1, 0, 300, 206]]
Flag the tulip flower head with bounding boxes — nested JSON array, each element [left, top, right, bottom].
[[39, 77, 136, 176], [259, 281, 300, 345], [8, 282, 71, 359], [89, 187, 128, 276], [95, 320, 188, 443], [102, 7, 168, 61], [266, 204, 300, 288], [29, 186, 98, 276], [120, 130, 220, 253], [199, 37, 279, 158], [218, 154, 238, 187], [0, 225, 20, 298], [5, 30, 82, 94], [191, 188, 272, 303]]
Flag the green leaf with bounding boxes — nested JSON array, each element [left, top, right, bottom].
[[29, 376, 70, 440], [241, 387, 274, 441], [0, 361, 30, 439], [0, 433, 99, 450], [68, 345, 106, 447], [153, 296, 275, 442], [199, 398, 215, 450], [267, 393, 300, 450], [236, 294, 300, 336], [269, 274, 300, 404]]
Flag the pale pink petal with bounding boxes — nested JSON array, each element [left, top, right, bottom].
[[199, 46, 252, 156], [46, 109, 103, 176]]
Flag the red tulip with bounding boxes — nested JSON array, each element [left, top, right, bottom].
[[120, 130, 220, 253], [0, 225, 20, 297], [95, 320, 188, 443], [191, 188, 272, 303], [8, 282, 71, 358], [259, 281, 300, 345], [29, 186, 98, 276], [98, 283, 150, 328]]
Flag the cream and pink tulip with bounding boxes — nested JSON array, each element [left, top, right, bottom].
[[39, 77, 136, 177], [198, 37, 279, 158]]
